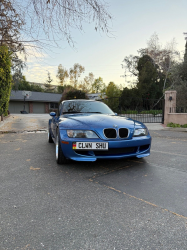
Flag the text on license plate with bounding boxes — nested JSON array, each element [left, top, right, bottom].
[[73, 142, 108, 150]]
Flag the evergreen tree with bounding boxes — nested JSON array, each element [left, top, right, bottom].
[[0, 46, 12, 116], [170, 41, 187, 107], [105, 82, 120, 112], [181, 41, 187, 81], [137, 55, 164, 99]]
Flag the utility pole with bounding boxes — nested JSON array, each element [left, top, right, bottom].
[[183, 32, 187, 61], [183, 32, 187, 40]]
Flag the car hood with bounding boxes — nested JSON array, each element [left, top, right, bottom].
[[59, 113, 136, 130]]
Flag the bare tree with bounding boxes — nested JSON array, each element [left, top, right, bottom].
[[80, 72, 95, 92], [1, 0, 112, 55], [27, 0, 112, 46], [0, 0, 25, 52], [56, 64, 69, 86], [122, 33, 180, 91], [138, 33, 180, 87], [1, 0, 112, 50], [122, 55, 139, 77], [69, 63, 85, 88]]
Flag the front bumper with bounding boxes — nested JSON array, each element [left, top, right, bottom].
[[59, 130, 151, 162]]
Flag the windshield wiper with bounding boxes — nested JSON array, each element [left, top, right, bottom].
[[82, 112, 102, 113], [62, 111, 102, 114], [62, 112, 82, 114]]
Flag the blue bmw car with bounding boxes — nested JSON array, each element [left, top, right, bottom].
[[48, 99, 151, 164]]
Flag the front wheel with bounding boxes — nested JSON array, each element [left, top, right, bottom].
[[56, 133, 68, 164], [48, 127, 53, 143]]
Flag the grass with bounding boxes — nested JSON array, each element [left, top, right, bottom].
[[167, 122, 187, 128]]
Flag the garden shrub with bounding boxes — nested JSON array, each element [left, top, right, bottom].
[[0, 46, 12, 116], [60, 87, 88, 102], [167, 122, 187, 128]]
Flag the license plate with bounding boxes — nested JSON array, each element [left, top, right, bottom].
[[73, 142, 108, 150]]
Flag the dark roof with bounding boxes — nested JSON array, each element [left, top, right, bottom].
[[10, 91, 62, 102]]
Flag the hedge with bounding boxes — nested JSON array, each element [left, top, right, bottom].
[[0, 46, 12, 116]]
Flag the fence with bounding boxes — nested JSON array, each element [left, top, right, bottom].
[[99, 97, 164, 123], [169, 107, 187, 113]]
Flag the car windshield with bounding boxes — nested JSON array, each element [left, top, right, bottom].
[[61, 100, 114, 115]]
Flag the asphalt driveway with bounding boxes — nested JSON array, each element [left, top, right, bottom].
[[0, 114, 49, 132], [0, 115, 187, 250]]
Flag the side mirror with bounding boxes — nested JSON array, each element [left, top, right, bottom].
[[50, 112, 56, 117], [114, 112, 118, 116]]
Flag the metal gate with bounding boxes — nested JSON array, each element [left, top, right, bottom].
[[99, 97, 165, 124]]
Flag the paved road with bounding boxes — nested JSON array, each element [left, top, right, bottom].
[[0, 116, 187, 250]]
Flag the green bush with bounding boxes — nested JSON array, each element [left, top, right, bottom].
[[0, 46, 12, 116], [66, 89, 87, 100], [60, 88, 88, 102], [167, 122, 187, 128]]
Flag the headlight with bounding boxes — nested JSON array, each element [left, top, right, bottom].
[[133, 128, 148, 137], [67, 130, 99, 138]]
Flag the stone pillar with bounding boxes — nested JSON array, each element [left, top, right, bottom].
[[164, 90, 177, 125], [29, 102, 33, 113]]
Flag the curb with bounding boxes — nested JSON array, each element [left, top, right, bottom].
[[0, 114, 13, 129], [0, 129, 48, 134], [164, 127, 187, 132], [0, 114, 10, 122]]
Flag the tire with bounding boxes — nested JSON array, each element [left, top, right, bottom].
[[56, 133, 68, 164], [48, 127, 53, 143]]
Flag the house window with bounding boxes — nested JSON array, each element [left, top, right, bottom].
[[49, 102, 58, 109]]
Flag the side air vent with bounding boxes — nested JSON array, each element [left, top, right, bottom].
[[139, 144, 150, 152], [119, 128, 129, 138], [104, 128, 117, 139]]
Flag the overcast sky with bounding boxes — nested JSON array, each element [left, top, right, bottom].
[[23, 0, 187, 88]]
